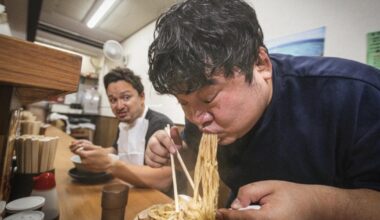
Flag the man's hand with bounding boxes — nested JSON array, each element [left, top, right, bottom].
[[70, 139, 114, 172], [145, 126, 182, 168], [217, 180, 380, 220], [69, 139, 95, 153], [217, 180, 321, 220]]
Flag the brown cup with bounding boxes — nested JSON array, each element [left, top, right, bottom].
[[101, 183, 129, 220]]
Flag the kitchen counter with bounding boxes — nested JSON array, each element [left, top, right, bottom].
[[45, 126, 172, 220]]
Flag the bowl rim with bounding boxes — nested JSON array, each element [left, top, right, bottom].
[[70, 155, 82, 164]]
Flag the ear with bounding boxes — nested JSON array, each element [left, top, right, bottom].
[[254, 47, 272, 80], [140, 91, 146, 106]]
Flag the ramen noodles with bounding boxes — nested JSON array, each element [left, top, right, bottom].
[[141, 133, 219, 220]]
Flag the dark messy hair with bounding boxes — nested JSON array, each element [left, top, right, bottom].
[[103, 67, 144, 95], [148, 0, 266, 95]]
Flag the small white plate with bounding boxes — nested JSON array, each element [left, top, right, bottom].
[[5, 196, 45, 213], [0, 200, 6, 215], [4, 211, 44, 220]]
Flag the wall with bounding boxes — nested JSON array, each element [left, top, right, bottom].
[[250, 0, 380, 63], [122, 22, 185, 124], [99, 0, 380, 124]]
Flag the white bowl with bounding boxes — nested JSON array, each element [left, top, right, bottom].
[[70, 155, 89, 173]]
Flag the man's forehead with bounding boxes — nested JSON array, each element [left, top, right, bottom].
[[107, 89, 132, 97], [175, 77, 222, 98]]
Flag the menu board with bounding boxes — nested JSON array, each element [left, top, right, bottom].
[[367, 31, 380, 69]]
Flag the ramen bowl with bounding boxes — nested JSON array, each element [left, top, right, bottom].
[[70, 155, 90, 173]]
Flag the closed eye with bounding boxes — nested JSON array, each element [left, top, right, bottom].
[[178, 101, 188, 106], [203, 93, 218, 104]]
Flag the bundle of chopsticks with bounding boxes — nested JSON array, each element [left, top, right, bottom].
[[165, 125, 194, 212], [19, 110, 42, 135], [19, 120, 42, 135], [14, 135, 59, 174], [20, 111, 37, 121]]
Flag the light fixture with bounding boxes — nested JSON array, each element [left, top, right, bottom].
[[86, 0, 117, 29]]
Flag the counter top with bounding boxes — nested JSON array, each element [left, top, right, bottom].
[[45, 126, 172, 220]]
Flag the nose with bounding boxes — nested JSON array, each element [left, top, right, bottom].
[[192, 110, 213, 129], [115, 99, 124, 110]]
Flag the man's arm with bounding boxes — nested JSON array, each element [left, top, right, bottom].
[[330, 187, 380, 220], [75, 143, 172, 192], [109, 161, 172, 192]]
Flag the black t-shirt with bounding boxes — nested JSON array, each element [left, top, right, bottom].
[[184, 54, 380, 203]]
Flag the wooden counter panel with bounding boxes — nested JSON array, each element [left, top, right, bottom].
[[0, 34, 81, 93], [14, 86, 67, 105], [45, 126, 171, 220]]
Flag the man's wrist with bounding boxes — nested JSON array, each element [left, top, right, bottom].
[[107, 154, 119, 174], [309, 184, 351, 220]]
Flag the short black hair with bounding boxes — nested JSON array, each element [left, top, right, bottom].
[[103, 67, 144, 95], [148, 0, 266, 95]]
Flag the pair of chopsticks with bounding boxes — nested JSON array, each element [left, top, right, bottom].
[[165, 125, 194, 212]]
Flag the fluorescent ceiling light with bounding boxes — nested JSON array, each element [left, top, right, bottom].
[[87, 0, 117, 29]]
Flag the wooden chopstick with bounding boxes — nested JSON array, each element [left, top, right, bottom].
[[165, 125, 195, 190], [176, 151, 194, 190], [170, 153, 179, 212], [166, 125, 179, 212]]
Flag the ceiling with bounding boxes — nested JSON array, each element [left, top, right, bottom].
[[4, 0, 177, 57]]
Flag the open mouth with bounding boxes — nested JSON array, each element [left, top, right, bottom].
[[117, 112, 128, 118]]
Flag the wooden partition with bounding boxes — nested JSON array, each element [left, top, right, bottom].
[[0, 34, 81, 201]]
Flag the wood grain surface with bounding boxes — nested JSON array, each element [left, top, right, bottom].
[[45, 126, 172, 220], [0, 35, 82, 104]]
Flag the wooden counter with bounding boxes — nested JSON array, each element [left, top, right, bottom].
[[45, 126, 172, 220]]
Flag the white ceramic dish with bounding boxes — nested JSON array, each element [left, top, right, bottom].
[[0, 200, 6, 215], [5, 196, 45, 214], [4, 210, 44, 220]]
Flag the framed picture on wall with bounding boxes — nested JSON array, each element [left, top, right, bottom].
[[367, 31, 380, 69], [266, 26, 326, 56]]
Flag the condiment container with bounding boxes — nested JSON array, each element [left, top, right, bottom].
[[31, 172, 60, 220]]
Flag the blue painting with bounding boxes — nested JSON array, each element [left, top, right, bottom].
[[266, 27, 326, 56]]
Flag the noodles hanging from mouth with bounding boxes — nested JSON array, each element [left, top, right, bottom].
[[141, 133, 219, 220]]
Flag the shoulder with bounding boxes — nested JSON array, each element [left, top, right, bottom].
[[144, 109, 173, 142], [145, 108, 173, 130], [145, 109, 172, 123], [270, 54, 380, 90]]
